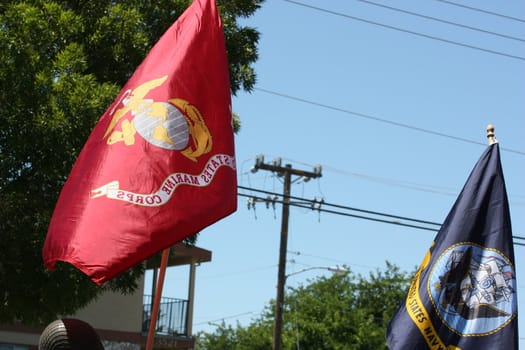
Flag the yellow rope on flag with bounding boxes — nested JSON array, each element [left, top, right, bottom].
[[406, 244, 461, 350]]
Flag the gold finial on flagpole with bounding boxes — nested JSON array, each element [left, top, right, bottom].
[[487, 124, 498, 145]]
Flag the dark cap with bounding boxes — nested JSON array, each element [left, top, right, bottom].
[[38, 319, 104, 350]]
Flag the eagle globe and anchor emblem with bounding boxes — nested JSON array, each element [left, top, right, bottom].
[[91, 75, 236, 207], [103, 75, 212, 161], [428, 243, 517, 336]]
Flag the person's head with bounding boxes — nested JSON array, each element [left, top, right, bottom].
[[38, 319, 104, 350]]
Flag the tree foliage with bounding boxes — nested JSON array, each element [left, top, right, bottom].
[[195, 263, 412, 350], [0, 0, 263, 324]]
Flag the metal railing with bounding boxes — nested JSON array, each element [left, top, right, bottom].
[[142, 295, 189, 337]]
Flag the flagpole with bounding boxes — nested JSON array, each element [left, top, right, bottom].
[[487, 124, 497, 145], [146, 248, 170, 350]]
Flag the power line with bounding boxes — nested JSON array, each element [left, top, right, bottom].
[[254, 87, 525, 156], [238, 186, 525, 246], [434, 0, 525, 24], [274, 157, 525, 204], [240, 185, 441, 228], [240, 185, 440, 226], [193, 312, 255, 327], [285, 159, 459, 196], [240, 192, 440, 232], [357, 0, 525, 43], [282, 0, 525, 62], [241, 192, 525, 246]]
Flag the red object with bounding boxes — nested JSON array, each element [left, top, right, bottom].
[[146, 248, 170, 350], [43, 0, 236, 284]]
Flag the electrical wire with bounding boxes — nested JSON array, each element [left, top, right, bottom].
[[193, 312, 255, 326], [281, 0, 525, 62], [279, 156, 458, 194], [356, 0, 525, 43], [241, 186, 441, 228], [254, 87, 525, 156], [239, 192, 440, 231], [434, 0, 525, 24], [239, 185, 441, 226], [237, 186, 525, 247], [275, 157, 525, 205]]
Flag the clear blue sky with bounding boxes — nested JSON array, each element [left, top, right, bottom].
[[146, 0, 525, 343]]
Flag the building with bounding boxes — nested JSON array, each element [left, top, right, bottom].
[[0, 243, 212, 350]]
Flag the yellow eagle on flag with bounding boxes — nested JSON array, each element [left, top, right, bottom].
[[103, 76, 212, 162]]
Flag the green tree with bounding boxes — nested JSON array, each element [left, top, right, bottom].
[[195, 263, 412, 350], [0, 0, 263, 324], [196, 318, 274, 350]]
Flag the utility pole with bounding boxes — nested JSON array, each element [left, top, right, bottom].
[[251, 155, 322, 350]]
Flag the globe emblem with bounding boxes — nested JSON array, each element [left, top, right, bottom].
[[428, 243, 516, 336], [103, 77, 212, 161], [133, 102, 189, 150]]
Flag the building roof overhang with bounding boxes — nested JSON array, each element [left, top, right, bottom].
[[145, 242, 212, 269]]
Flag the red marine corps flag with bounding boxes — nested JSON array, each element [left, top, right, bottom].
[[43, 0, 236, 284]]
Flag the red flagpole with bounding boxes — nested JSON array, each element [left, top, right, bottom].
[[146, 248, 170, 350]]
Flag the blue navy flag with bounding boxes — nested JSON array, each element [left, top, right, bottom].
[[387, 143, 518, 350]]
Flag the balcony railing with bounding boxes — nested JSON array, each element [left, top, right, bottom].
[[142, 295, 189, 337]]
